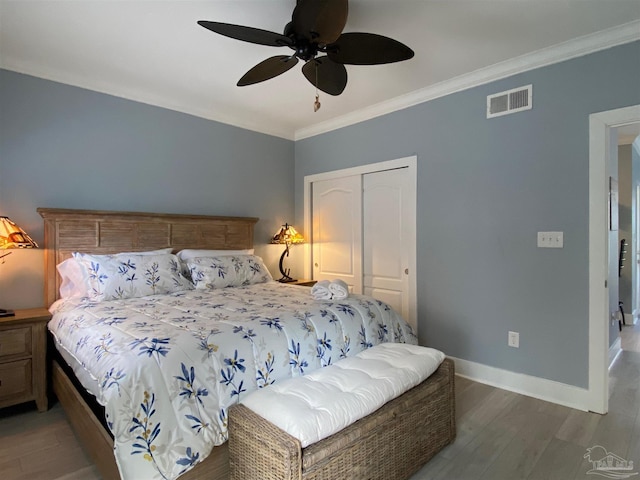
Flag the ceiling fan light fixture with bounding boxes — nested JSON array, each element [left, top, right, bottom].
[[197, 0, 413, 98]]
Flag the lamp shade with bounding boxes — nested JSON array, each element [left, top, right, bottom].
[[271, 223, 304, 245], [0, 216, 38, 249]]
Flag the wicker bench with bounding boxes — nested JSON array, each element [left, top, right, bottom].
[[228, 355, 456, 480]]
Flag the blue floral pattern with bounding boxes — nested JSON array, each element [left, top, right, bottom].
[[186, 255, 272, 289], [48, 282, 416, 480], [74, 253, 192, 301]]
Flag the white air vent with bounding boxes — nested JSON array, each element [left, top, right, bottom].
[[487, 84, 532, 118]]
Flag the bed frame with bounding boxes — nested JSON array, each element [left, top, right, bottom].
[[38, 207, 259, 480]]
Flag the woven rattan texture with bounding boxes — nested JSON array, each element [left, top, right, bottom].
[[229, 357, 456, 480]]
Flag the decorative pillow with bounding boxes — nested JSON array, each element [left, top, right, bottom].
[[58, 248, 174, 299], [186, 254, 272, 289], [177, 248, 254, 261], [57, 258, 89, 298], [73, 252, 193, 301]]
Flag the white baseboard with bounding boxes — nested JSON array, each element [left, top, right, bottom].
[[609, 336, 622, 369], [450, 356, 590, 412]]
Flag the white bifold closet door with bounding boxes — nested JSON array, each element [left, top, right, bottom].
[[362, 168, 411, 321], [311, 167, 412, 324], [312, 175, 363, 293]]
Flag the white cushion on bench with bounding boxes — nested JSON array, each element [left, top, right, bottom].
[[240, 343, 445, 447]]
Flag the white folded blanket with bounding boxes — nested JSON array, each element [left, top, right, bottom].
[[311, 280, 332, 300], [311, 279, 349, 300], [328, 279, 349, 300]]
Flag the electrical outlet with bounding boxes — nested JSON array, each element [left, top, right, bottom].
[[508, 331, 520, 348]]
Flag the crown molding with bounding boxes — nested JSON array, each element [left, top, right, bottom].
[[3, 19, 638, 143], [294, 20, 640, 141]]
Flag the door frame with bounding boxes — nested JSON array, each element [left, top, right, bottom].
[[589, 105, 640, 414], [635, 183, 640, 323], [303, 156, 418, 330]]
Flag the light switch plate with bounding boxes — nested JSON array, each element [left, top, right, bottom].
[[537, 231, 563, 248]]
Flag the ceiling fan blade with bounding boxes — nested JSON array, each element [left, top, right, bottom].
[[292, 0, 348, 45], [327, 32, 414, 65], [302, 56, 347, 96], [237, 55, 299, 86], [198, 21, 292, 47]]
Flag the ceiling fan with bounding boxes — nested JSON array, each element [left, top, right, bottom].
[[197, 0, 414, 101]]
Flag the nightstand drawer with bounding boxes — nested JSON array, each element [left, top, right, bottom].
[[0, 309, 49, 411], [0, 359, 32, 400], [0, 327, 32, 359]]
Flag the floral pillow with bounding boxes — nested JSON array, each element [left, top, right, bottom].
[[59, 248, 174, 299], [73, 252, 193, 301], [186, 254, 273, 289]]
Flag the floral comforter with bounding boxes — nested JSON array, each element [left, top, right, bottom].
[[48, 281, 417, 480]]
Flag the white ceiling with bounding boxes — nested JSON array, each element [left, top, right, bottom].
[[1, 1, 639, 140]]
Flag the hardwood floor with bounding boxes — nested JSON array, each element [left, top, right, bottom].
[[0, 401, 100, 480], [2, 325, 639, 480], [415, 322, 640, 480]]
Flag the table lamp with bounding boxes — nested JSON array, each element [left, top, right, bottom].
[[0, 216, 38, 317], [270, 223, 304, 282]]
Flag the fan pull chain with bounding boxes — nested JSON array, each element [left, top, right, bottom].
[[313, 61, 321, 112]]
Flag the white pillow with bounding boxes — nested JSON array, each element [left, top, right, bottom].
[[72, 252, 193, 301], [58, 248, 174, 299], [177, 249, 254, 261], [57, 258, 89, 298], [186, 254, 272, 289]]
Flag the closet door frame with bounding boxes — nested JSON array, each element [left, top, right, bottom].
[[303, 156, 417, 331]]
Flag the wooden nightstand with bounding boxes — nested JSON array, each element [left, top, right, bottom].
[[0, 307, 50, 412], [286, 279, 317, 287]]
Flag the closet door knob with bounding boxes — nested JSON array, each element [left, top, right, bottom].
[[404, 268, 409, 275]]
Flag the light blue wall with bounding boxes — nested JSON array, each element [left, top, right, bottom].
[[0, 69, 295, 308], [294, 41, 640, 388]]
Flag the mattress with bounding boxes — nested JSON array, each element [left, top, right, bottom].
[[48, 281, 417, 480]]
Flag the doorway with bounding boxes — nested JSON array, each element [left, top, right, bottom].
[[636, 182, 640, 323], [588, 105, 640, 414]]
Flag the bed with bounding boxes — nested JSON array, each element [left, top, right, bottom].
[[38, 208, 417, 480]]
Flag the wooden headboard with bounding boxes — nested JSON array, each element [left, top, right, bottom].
[[38, 208, 259, 307]]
